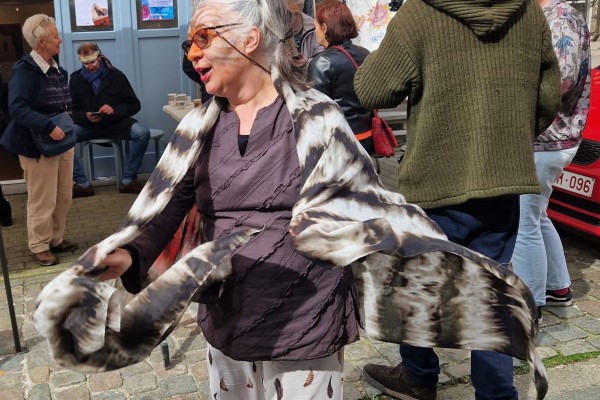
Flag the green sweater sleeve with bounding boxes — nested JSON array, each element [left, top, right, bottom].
[[354, 24, 418, 110], [536, 21, 561, 136]]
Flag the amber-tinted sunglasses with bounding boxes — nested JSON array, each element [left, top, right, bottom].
[[181, 23, 242, 56]]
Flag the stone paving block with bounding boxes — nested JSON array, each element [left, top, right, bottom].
[[0, 352, 25, 371], [26, 347, 52, 369], [120, 361, 153, 377], [123, 373, 158, 395], [536, 346, 558, 359], [28, 382, 51, 399], [87, 370, 124, 393], [544, 305, 585, 319], [3, 388, 25, 399], [344, 381, 367, 400], [51, 370, 87, 388], [343, 363, 363, 383], [29, 365, 50, 384], [576, 300, 600, 318], [555, 338, 600, 356], [168, 393, 203, 400], [55, 384, 91, 400], [445, 362, 471, 379], [189, 361, 209, 382], [536, 331, 559, 347], [195, 379, 213, 400], [585, 336, 600, 349], [176, 334, 207, 352], [131, 392, 162, 400], [571, 315, 600, 335], [344, 339, 382, 362], [438, 348, 470, 364], [158, 374, 198, 397], [91, 390, 127, 400], [178, 349, 206, 365], [154, 363, 187, 379], [0, 370, 22, 390], [544, 323, 589, 342]]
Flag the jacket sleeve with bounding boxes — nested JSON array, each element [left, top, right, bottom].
[[111, 70, 141, 120], [120, 166, 196, 294], [8, 66, 54, 137], [354, 21, 418, 110], [69, 74, 92, 126], [536, 22, 562, 136], [307, 55, 334, 97]]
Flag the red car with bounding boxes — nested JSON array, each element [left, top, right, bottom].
[[548, 67, 600, 239]]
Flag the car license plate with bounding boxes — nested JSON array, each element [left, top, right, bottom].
[[553, 170, 595, 197]]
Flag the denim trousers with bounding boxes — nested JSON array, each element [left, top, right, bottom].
[[73, 122, 150, 185], [400, 195, 520, 400], [511, 146, 579, 305]]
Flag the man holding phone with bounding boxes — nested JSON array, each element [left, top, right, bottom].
[[70, 42, 150, 196]]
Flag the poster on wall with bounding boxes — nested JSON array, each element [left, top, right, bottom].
[[142, 0, 175, 21], [345, 0, 399, 52], [137, 0, 178, 29], [69, 0, 114, 32]]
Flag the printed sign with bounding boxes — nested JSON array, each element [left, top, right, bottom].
[[345, 0, 398, 52]]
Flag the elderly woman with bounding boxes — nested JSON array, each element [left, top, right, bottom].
[[101, 0, 357, 398], [32, 2, 547, 399], [0, 14, 76, 266], [307, 0, 373, 154]]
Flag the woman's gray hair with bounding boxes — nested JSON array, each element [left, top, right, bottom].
[[22, 14, 55, 49], [287, 0, 305, 8], [192, 0, 309, 90]]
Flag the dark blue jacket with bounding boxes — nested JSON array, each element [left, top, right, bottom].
[[0, 55, 70, 158]]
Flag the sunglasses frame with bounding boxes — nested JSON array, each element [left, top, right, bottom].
[[181, 23, 243, 55]]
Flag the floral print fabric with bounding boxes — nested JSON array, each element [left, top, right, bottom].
[[536, 0, 591, 151]]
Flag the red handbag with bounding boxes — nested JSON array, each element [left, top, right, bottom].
[[331, 45, 397, 158], [371, 109, 398, 158]]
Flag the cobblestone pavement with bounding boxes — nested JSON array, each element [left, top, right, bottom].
[[1, 154, 600, 400]]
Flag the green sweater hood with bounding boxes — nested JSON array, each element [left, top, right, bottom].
[[423, 0, 527, 37]]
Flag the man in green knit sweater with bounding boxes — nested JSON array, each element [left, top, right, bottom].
[[355, 0, 560, 399]]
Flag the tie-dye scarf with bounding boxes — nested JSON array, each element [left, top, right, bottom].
[[33, 68, 548, 399]]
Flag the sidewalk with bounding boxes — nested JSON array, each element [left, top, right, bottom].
[[1, 154, 600, 399]]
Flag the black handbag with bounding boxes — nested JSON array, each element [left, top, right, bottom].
[[31, 112, 77, 157]]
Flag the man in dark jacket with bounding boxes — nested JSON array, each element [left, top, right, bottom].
[[354, 0, 561, 399], [70, 43, 150, 196]]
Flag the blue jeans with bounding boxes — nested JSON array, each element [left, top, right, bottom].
[[400, 195, 520, 400], [73, 122, 150, 185], [511, 147, 578, 305]]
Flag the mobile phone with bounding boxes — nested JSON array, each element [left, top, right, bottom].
[[90, 111, 102, 117]]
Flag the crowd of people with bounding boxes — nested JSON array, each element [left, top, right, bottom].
[[0, 0, 592, 399]]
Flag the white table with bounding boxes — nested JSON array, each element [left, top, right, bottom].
[[163, 104, 196, 122]]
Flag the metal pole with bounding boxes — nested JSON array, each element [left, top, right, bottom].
[[0, 226, 23, 353]]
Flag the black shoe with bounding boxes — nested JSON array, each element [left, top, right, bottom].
[[0, 197, 12, 227], [118, 180, 144, 194], [73, 184, 95, 198], [50, 239, 78, 252], [363, 362, 437, 400]]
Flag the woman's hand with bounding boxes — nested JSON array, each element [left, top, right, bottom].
[[99, 248, 133, 281], [49, 126, 65, 140]]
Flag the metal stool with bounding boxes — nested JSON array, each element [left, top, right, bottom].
[[150, 129, 164, 164], [82, 138, 124, 188]]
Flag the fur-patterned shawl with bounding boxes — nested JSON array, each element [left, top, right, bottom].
[[33, 69, 547, 399]]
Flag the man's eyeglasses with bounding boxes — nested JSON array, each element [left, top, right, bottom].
[[32, 16, 51, 39], [181, 23, 242, 56]]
